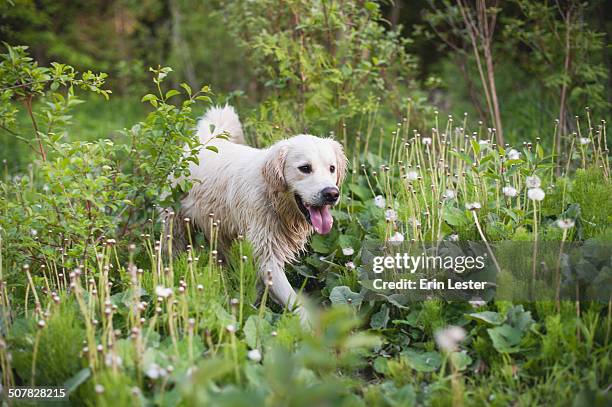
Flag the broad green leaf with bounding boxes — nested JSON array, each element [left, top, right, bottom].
[[450, 351, 472, 371], [402, 349, 441, 372], [487, 324, 523, 353], [467, 311, 506, 325], [329, 285, 363, 306], [370, 304, 390, 329]]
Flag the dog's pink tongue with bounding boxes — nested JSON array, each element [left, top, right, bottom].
[[307, 205, 333, 234]]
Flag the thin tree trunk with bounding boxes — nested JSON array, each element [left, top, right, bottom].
[[457, 0, 504, 145], [557, 9, 572, 167], [483, 43, 503, 144], [389, 1, 401, 28], [169, 0, 197, 89]]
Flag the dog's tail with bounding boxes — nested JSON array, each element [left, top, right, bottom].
[[196, 104, 245, 145]]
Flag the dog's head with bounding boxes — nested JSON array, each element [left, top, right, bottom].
[[263, 134, 347, 235]]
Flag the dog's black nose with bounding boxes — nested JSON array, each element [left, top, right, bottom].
[[321, 187, 340, 203]]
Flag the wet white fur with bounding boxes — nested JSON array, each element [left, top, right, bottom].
[[176, 105, 347, 324]]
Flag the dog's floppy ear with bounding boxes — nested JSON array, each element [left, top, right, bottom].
[[330, 140, 348, 185], [262, 144, 288, 193]]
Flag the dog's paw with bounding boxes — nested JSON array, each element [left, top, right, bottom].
[[294, 306, 312, 330]]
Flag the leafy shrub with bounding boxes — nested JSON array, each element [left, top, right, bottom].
[[225, 0, 427, 143], [0, 45, 210, 271]]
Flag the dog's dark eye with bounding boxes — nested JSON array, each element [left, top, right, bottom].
[[298, 164, 312, 174], [330, 165, 336, 173]]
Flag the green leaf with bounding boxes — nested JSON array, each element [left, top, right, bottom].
[[180, 83, 192, 96], [444, 207, 469, 227], [466, 311, 506, 325], [64, 367, 91, 394], [506, 305, 534, 332], [365, 1, 378, 12], [141, 93, 157, 103], [165, 89, 180, 99], [402, 349, 441, 372], [345, 332, 381, 349], [206, 145, 219, 153], [487, 324, 523, 353], [471, 139, 481, 156], [243, 315, 272, 349], [450, 351, 472, 371], [370, 304, 390, 329], [310, 229, 338, 254], [329, 286, 363, 306]]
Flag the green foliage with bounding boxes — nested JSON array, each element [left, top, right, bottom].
[[570, 167, 612, 238], [0, 1, 611, 403], [0, 45, 210, 270], [225, 0, 425, 143], [10, 301, 85, 386], [503, 0, 610, 118]]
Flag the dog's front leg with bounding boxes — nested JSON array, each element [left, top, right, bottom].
[[258, 256, 310, 327]]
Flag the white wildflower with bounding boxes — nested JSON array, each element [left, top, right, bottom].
[[374, 195, 386, 208], [404, 170, 419, 182], [247, 349, 262, 362], [469, 298, 486, 308], [226, 324, 236, 334], [507, 149, 521, 160], [145, 363, 167, 379], [342, 247, 355, 256], [104, 353, 123, 367], [449, 234, 459, 242], [527, 187, 545, 201], [579, 137, 591, 145], [526, 175, 541, 188], [385, 209, 398, 222], [422, 137, 432, 146], [388, 232, 405, 245], [557, 218, 575, 230], [443, 189, 456, 200], [155, 286, 172, 298], [434, 326, 466, 352], [345, 261, 356, 270], [466, 202, 482, 210], [502, 186, 518, 197]]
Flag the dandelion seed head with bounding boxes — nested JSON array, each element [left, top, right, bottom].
[[385, 209, 398, 222], [342, 247, 354, 256], [507, 149, 520, 160], [404, 170, 419, 181], [557, 218, 575, 229], [435, 326, 466, 352], [527, 187, 545, 201], [155, 286, 172, 298], [502, 186, 518, 197], [388, 232, 405, 245], [526, 175, 541, 188], [248, 349, 262, 362]]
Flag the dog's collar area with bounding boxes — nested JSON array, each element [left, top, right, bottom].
[[294, 193, 312, 225]]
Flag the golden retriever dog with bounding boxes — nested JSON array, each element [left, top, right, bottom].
[[170, 106, 347, 324]]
